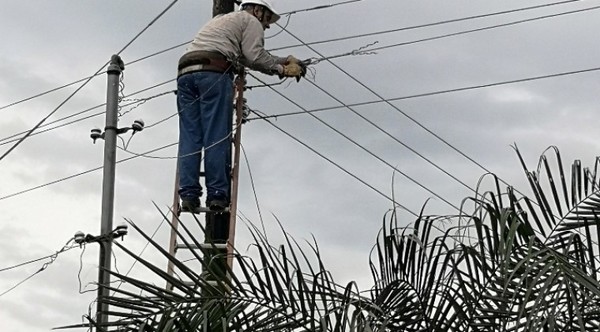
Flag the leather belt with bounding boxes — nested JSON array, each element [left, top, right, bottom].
[[178, 63, 230, 77], [177, 57, 232, 77]]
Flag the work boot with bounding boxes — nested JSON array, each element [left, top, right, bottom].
[[181, 199, 201, 214], [207, 199, 229, 212]]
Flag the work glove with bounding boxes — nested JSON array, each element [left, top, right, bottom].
[[285, 55, 301, 65], [280, 63, 306, 82]]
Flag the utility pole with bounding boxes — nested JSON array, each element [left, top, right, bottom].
[[213, 0, 235, 16], [205, 0, 236, 245], [96, 54, 124, 327]]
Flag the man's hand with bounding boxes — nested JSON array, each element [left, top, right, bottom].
[[286, 55, 301, 65], [281, 63, 306, 82]]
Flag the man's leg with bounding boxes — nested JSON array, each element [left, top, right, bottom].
[[177, 74, 204, 210], [201, 72, 234, 209]]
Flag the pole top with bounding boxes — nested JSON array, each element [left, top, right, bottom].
[[108, 54, 125, 73]]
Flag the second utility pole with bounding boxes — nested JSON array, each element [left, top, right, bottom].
[[96, 54, 124, 327]]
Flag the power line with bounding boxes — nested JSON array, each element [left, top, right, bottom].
[[0, 246, 74, 273], [253, 111, 417, 217], [0, 82, 175, 147], [0, 143, 177, 202], [0, 118, 413, 217], [281, 23, 506, 187], [5, 43, 598, 155], [1, 1, 594, 205], [275, 22, 503, 213], [1, 55, 594, 200], [283, 0, 365, 15], [271, 0, 585, 52], [0, 1, 361, 113], [0, 0, 179, 163], [248, 63, 600, 120], [278, 13, 599, 237], [6, 50, 599, 148], [249, 73, 459, 211], [350, 4, 600, 57], [0, 238, 77, 298], [0, 74, 103, 112], [0, 0, 581, 113]]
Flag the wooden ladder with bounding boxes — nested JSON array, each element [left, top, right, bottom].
[[165, 71, 246, 291]]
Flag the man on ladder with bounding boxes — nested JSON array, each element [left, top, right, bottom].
[[176, 0, 306, 213]]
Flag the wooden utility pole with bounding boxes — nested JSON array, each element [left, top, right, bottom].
[[213, 0, 235, 16], [205, 0, 236, 245]]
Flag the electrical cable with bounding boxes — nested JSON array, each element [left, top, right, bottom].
[[0, 238, 77, 298], [0, 0, 179, 163], [4, 44, 600, 203], [271, 0, 585, 52], [0, 74, 103, 112], [280, 23, 507, 197], [0, 245, 76, 273], [77, 244, 97, 294], [0, 119, 238, 201], [283, 0, 365, 15], [249, 73, 460, 211], [0, 143, 177, 202], [0, 0, 581, 113], [247, 62, 600, 120], [304, 78, 476, 202], [240, 143, 266, 236], [251, 110, 417, 216], [111, 215, 168, 294], [3, 44, 599, 206], [0, 61, 237, 201], [0, 1, 361, 113], [347, 4, 600, 58], [2, 1, 595, 221], [0, 84, 175, 147], [280, 19, 600, 246]]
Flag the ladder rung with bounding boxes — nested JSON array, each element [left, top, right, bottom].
[[180, 206, 230, 214], [176, 243, 228, 250], [183, 280, 229, 289]]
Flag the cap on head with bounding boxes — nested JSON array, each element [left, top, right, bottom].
[[240, 0, 280, 24]]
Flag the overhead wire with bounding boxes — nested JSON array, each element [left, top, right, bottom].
[[248, 63, 600, 120], [240, 143, 266, 234], [280, 23, 505, 195], [278, 6, 600, 245], [0, 1, 362, 113], [348, 4, 600, 58], [0, 238, 78, 298], [2, 1, 597, 212], [0, 0, 582, 113], [270, 5, 600, 217], [3, 2, 600, 205], [0, 245, 76, 273], [5, 46, 599, 149], [249, 73, 459, 211], [300, 75, 477, 204], [0, 82, 175, 147], [252, 110, 417, 216], [0, 0, 180, 163], [270, 0, 586, 52], [0, 142, 177, 202]]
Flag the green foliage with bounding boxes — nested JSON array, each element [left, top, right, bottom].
[[69, 147, 600, 331]]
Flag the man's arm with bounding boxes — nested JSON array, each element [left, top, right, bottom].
[[240, 18, 286, 75]]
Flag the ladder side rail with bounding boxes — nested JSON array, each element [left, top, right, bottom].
[[227, 71, 246, 270], [166, 166, 181, 291]]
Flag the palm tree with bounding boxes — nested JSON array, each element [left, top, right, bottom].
[[62, 146, 600, 331]]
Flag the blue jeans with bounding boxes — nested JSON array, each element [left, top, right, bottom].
[[177, 71, 233, 203]]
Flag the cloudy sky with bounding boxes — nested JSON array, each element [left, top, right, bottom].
[[2, 0, 600, 330]]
